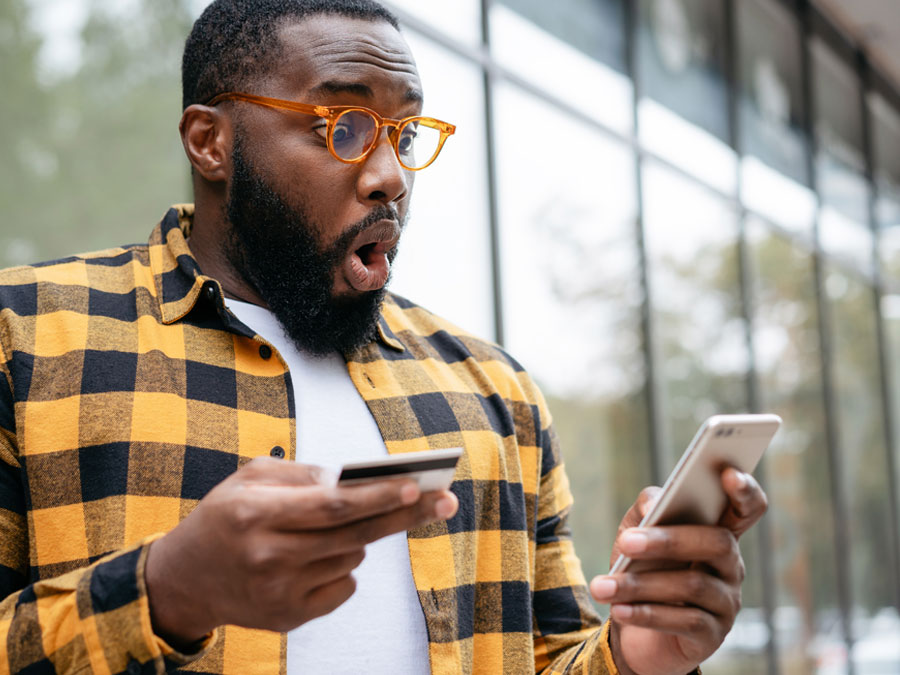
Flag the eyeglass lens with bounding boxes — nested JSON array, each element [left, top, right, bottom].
[[331, 110, 442, 169]]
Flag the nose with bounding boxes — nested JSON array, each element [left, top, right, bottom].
[[356, 131, 410, 206]]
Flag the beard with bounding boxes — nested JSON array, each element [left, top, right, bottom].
[[223, 136, 400, 356]]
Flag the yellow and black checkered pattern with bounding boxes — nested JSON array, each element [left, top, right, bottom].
[[0, 205, 618, 674]]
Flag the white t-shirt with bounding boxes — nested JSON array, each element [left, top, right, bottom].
[[224, 298, 430, 674]]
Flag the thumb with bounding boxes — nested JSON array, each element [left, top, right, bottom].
[[237, 456, 337, 486]]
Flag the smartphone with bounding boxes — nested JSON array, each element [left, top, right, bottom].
[[609, 414, 781, 574], [337, 447, 463, 492]]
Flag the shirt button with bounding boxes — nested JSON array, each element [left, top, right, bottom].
[[204, 282, 217, 303], [270, 446, 285, 459], [259, 344, 273, 360]]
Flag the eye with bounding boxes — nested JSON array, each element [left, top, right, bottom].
[[398, 125, 418, 156], [312, 121, 329, 139], [332, 121, 354, 145]]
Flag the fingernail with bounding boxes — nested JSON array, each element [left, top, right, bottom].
[[612, 604, 633, 620], [736, 472, 749, 490], [591, 577, 617, 600], [435, 496, 455, 519], [400, 482, 420, 505], [621, 530, 649, 553]]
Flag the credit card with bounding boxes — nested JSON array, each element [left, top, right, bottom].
[[337, 447, 463, 491]]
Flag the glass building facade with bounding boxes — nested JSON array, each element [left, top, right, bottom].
[[2, 0, 899, 671]]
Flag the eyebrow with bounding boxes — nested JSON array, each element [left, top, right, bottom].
[[310, 80, 423, 104]]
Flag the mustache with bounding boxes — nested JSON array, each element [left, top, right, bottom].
[[328, 204, 403, 257]]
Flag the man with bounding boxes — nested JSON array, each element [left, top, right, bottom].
[[0, 1, 767, 673]]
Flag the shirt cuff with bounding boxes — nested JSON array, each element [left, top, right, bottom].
[[602, 619, 702, 675], [599, 620, 620, 674], [134, 533, 217, 668]]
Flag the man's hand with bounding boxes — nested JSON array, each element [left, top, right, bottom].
[[145, 456, 458, 647], [589, 467, 767, 675]]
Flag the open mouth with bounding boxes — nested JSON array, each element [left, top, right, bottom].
[[356, 242, 380, 266], [343, 221, 400, 292]]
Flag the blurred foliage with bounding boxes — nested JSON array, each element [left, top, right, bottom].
[[0, 0, 194, 266]]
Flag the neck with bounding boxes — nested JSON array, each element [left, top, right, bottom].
[[188, 190, 268, 307]]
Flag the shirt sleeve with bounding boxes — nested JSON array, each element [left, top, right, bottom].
[[527, 386, 703, 675], [0, 343, 215, 674], [528, 412, 620, 674]]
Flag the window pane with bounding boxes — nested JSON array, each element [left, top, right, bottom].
[[495, 0, 626, 73], [747, 219, 839, 672], [388, 34, 494, 340], [704, 526, 770, 673], [643, 160, 748, 466], [491, 0, 633, 134], [494, 82, 650, 592], [812, 39, 873, 272], [737, 0, 807, 185], [886, 293, 900, 597], [737, 0, 816, 236], [643, 162, 759, 670], [637, 0, 736, 193], [871, 92, 900, 285], [384, 0, 481, 48], [825, 263, 900, 672]]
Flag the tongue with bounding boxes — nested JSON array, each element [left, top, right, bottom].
[[346, 248, 391, 292]]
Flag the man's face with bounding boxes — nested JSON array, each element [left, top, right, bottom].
[[221, 15, 422, 354]]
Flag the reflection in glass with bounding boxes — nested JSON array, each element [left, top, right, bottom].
[[747, 219, 838, 673], [637, 0, 736, 194], [886, 294, 900, 579], [704, 519, 770, 674], [825, 263, 899, 673], [877, 93, 900, 666], [383, 0, 481, 47], [490, 0, 633, 134], [737, 0, 807, 185], [494, 82, 650, 589], [496, 0, 626, 72], [643, 160, 748, 466], [643, 172, 765, 673], [388, 34, 494, 339], [871, 92, 900, 284], [812, 39, 873, 272], [644, 162, 761, 673], [737, 0, 816, 235], [638, 0, 728, 139]]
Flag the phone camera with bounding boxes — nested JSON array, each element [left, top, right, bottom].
[[726, 428, 734, 437]]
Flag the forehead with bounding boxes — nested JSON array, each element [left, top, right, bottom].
[[269, 15, 422, 105]]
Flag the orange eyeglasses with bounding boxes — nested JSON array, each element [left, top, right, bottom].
[[206, 92, 456, 171]]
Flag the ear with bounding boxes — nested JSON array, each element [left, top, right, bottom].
[[179, 105, 232, 183]]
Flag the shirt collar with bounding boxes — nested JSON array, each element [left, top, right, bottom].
[[149, 204, 404, 352]]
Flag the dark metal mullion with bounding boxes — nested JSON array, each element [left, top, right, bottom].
[[723, 1, 778, 672], [480, 0, 504, 346], [800, 3, 856, 670], [625, 0, 664, 486], [860, 51, 900, 621]]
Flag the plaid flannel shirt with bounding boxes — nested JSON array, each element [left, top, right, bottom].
[[0, 205, 619, 674]]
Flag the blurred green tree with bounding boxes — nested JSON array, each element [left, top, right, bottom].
[[0, 0, 194, 265]]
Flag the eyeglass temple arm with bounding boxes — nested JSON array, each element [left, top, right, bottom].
[[205, 92, 332, 119]]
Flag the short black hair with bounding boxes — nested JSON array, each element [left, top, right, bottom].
[[182, 0, 400, 110]]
